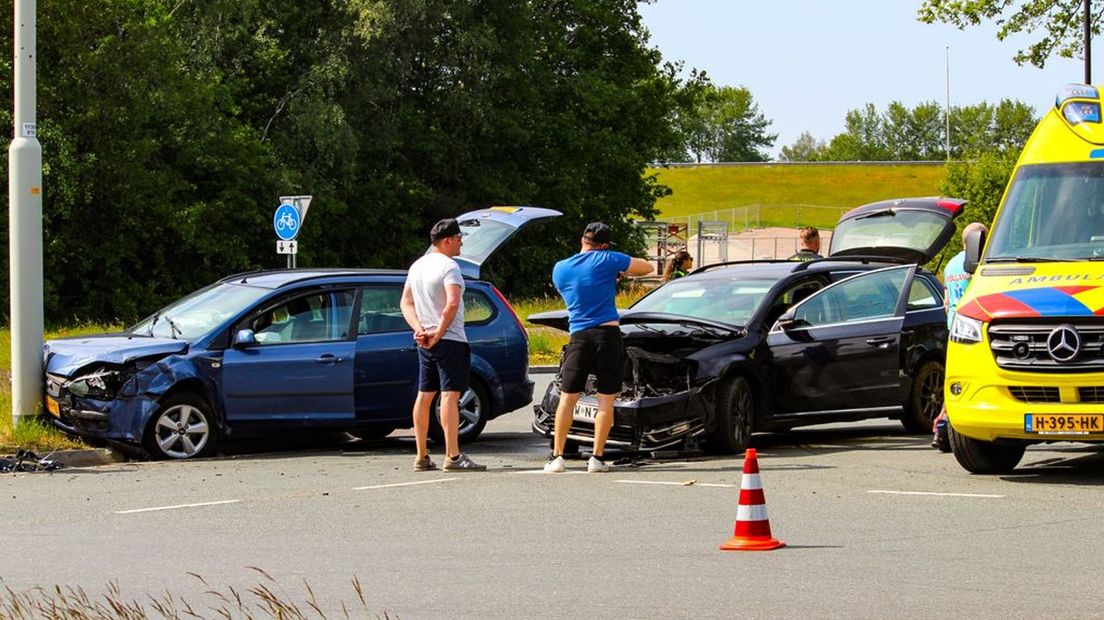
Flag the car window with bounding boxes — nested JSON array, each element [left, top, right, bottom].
[[250, 290, 354, 344], [130, 282, 272, 341], [764, 279, 824, 326], [358, 286, 410, 335], [630, 277, 777, 325], [906, 277, 942, 311], [791, 266, 909, 327], [464, 290, 495, 324]]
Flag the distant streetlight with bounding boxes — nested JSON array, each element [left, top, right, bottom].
[[1085, 0, 1092, 83], [945, 45, 951, 161]]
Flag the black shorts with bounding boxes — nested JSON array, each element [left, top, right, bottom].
[[559, 326, 623, 395], [418, 339, 471, 393]]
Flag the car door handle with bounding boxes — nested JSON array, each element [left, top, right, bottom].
[[865, 336, 895, 347], [314, 354, 344, 364]]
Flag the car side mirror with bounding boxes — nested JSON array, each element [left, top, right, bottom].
[[964, 228, 986, 274], [775, 310, 797, 331], [232, 329, 257, 348]]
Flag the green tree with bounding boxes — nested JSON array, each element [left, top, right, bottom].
[[673, 83, 776, 163], [936, 150, 1018, 261], [917, 1, 1101, 68], [779, 131, 828, 162]]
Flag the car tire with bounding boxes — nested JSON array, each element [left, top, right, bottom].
[[143, 392, 218, 460], [901, 360, 944, 434], [949, 425, 1025, 474], [710, 375, 755, 454], [429, 380, 490, 444]]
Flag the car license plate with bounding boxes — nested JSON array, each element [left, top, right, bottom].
[[1025, 414, 1104, 434], [573, 403, 599, 422], [45, 396, 60, 417]]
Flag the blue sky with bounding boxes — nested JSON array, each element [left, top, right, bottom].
[[639, 0, 1098, 157]]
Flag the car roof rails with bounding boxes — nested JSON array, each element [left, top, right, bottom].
[[689, 259, 796, 275], [791, 255, 911, 272]]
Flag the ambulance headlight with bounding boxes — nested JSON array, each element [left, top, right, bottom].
[[950, 314, 983, 344]]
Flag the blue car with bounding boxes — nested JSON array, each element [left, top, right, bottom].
[[42, 206, 559, 459]]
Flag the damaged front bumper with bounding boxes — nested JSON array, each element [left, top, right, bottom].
[[44, 371, 160, 444], [531, 380, 716, 452]]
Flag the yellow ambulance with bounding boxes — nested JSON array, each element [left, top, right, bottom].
[[946, 83, 1104, 474]]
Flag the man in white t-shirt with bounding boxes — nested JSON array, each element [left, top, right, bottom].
[[400, 218, 486, 472]]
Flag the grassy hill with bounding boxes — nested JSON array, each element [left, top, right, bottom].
[[648, 163, 947, 230]]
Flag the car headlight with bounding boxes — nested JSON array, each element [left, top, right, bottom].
[[66, 369, 122, 399], [950, 314, 984, 344]]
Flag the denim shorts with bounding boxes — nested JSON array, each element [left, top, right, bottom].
[[418, 339, 471, 393]]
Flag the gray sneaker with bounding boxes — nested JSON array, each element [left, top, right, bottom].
[[443, 453, 486, 471], [413, 455, 437, 472]]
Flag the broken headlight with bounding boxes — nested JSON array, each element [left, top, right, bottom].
[[66, 368, 125, 399]]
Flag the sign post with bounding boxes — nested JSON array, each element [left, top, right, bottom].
[[274, 195, 312, 268]]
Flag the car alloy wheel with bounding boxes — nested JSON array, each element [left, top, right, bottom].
[[145, 393, 216, 460], [430, 381, 489, 443], [902, 360, 944, 433]]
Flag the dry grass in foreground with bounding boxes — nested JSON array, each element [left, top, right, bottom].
[[1, 568, 394, 619]]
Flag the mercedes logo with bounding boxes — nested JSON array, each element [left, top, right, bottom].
[[1047, 324, 1082, 363]]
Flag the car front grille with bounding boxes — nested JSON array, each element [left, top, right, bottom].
[[1008, 386, 1061, 403], [989, 322, 1104, 372], [1078, 386, 1104, 403]]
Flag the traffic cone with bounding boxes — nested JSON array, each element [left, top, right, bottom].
[[720, 448, 785, 551]]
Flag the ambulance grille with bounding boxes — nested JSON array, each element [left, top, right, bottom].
[[1008, 386, 1060, 403], [1079, 387, 1104, 403], [988, 322, 1104, 373]]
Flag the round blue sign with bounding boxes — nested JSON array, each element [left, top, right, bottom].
[[273, 203, 301, 241]]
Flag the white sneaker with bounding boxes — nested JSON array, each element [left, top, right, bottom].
[[543, 455, 565, 473], [587, 456, 612, 473]]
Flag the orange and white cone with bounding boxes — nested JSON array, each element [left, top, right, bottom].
[[720, 448, 785, 551]]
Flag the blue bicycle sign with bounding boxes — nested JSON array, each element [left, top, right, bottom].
[[273, 203, 301, 241]]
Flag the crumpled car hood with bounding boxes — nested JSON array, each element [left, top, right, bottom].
[[44, 335, 187, 376]]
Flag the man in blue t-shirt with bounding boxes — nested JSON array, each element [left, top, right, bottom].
[[544, 222, 653, 473], [933, 222, 987, 450]]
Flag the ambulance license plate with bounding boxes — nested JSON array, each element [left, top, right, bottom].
[[1025, 414, 1104, 434]]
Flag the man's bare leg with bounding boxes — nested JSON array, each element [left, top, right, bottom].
[[553, 392, 581, 455], [439, 390, 461, 458], [592, 392, 616, 458], [413, 391, 436, 459]]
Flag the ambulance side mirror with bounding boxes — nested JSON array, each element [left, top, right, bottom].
[[964, 228, 986, 274]]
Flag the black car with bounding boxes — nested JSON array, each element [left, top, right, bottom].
[[530, 197, 963, 454]]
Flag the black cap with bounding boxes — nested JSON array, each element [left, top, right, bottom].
[[430, 218, 462, 242], [583, 222, 614, 245]]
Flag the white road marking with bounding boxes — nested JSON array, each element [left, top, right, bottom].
[[511, 469, 587, 475], [353, 478, 458, 490], [116, 499, 241, 514], [615, 479, 735, 488], [867, 489, 1004, 498]]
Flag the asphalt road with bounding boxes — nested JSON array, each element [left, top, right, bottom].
[[5, 374, 1104, 619]]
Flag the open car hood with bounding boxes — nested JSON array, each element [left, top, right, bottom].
[[526, 309, 743, 336], [829, 197, 964, 264], [44, 335, 188, 376], [431, 206, 562, 279]]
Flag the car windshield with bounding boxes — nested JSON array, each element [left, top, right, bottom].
[[457, 218, 514, 265], [129, 282, 272, 340], [832, 209, 948, 256], [987, 162, 1104, 261], [630, 277, 776, 326]]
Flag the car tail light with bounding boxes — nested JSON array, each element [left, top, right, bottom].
[[491, 285, 527, 342], [936, 198, 966, 215]]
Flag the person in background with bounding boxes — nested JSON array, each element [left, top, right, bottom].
[[932, 221, 989, 451], [400, 218, 486, 472], [662, 250, 694, 283], [788, 226, 822, 261], [545, 222, 654, 473]]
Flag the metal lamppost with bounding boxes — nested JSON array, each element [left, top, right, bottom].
[[9, 0, 44, 426], [1086, 0, 1093, 83]]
